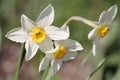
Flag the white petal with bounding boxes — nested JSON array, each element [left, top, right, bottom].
[[39, 56, 50, 72], [98, 11, 106, 25], [57, 39, 83, 51], [25, 38, 39, 61], [45, 44, 60, 54], [39, 37, 53, 53], [45, 25, 69, 40], [63, 51, 77, 61], [88, 28, 97, 40], [6, 28, 28, 43], [51, 60, 62, 75], [92, 37, 100, 56], [36, 4, 54, 27], [21, 14, 36, 31], [92, 42, 96, 56], [106, 5, 117, 21], [99, 5, 117, 25]]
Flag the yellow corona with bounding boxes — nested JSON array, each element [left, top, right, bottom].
[[53, 46, 67, 60], [97, 26, 109, 38], [31, 26, 46, 43]]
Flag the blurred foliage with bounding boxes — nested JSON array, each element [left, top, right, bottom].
[[0, 0, 120, 80]]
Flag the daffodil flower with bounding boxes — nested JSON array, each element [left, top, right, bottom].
[[39, 39, 83, 75], [88, 5, 117, 56], [6, 4, 69, 61]]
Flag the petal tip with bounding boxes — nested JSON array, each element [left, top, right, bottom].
[[39, 64, 44, 72], [5, 33, 10, 40], [80, 47, 84, 50], [25, 56, 30, 61], [110, 4, 118, 12], [36, 4, 54, 26], [112, 4, 117, 9], [21, 14, 29, 22], [21, 14, 27, 19], [39, 66, 42, 72], [48, 4, 54, 10], [114, 4, 118, 13], [88, 29, 96, 40], [5, 33, 8, 38], [48, 4, 53, 8]]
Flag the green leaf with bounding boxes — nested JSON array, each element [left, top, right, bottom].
[[69, 52, 92, 80], [86, 58, 105, 80]]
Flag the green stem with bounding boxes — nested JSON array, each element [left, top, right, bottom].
[[0, 26, 1, 51], [69, 52, 92, 80], [63, 16, 98, 28], [41, 67, 50, 80], [13, 43, 26, 80], [45, 68, 52, 80]]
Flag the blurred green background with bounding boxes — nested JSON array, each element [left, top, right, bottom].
[[0, 0, 120, 80]]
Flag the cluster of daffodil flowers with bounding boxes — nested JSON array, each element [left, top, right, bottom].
[[5, 4, 117, 76]]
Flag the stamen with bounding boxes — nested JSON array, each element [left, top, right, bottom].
[[97, 26, 109, 38], [53, 46, 67, 60], [31, 26, 46, 43]]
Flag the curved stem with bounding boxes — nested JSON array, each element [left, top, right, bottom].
[[13, 43, 26, 80], [63, 16, 98, 28]]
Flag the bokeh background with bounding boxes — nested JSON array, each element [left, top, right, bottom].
[[0, 0, 120, 80]]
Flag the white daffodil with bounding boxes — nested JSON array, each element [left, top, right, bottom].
[[88, 5, 117, 56], [6, 4, 69, 61], [39, 39, 83, 75]]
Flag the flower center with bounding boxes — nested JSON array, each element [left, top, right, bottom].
[[31, 27, 46, 43], [53, 46, 67, 60], [97, 26, 109, 38]]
